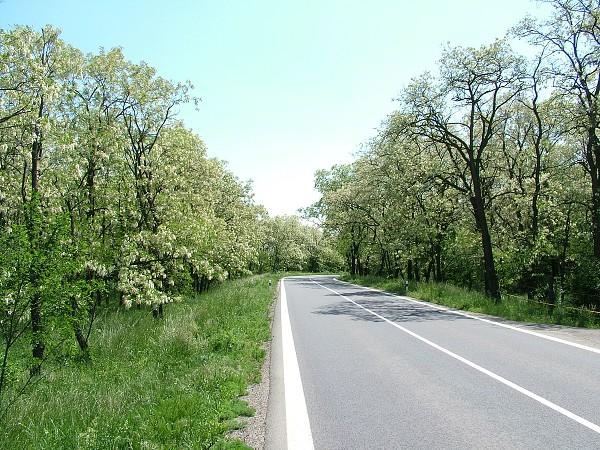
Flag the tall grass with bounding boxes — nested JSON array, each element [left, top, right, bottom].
[[1, 274, 279, 449], [342, 275, 600, 328]]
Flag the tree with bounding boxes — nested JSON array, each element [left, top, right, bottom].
[[0, 24, 269, 395], [362, 112, 461, 281], [0, 26, 85, 372], [516, 0, 600, 260], [491, 54, 575, 302], [399, 40, 527, 300], [311, 164, 372, 276]]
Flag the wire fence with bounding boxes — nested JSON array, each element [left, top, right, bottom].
[[502, 292, 600, 316]]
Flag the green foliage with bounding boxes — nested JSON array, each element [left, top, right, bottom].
[[0, 23, 341, 433], [257, 215, 344, 273], [566, 257, 600, 309], [0, 275, 276, 449], [441, 227, 483, 290], [309, 1, 600, 307]]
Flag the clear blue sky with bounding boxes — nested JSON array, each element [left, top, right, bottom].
[[1, 0, 549, 216]]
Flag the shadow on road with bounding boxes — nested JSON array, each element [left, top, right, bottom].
[[287, 276, 470, 324], [314, 295, 468, 324]]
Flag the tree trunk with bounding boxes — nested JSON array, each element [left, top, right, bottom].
[[350, 240, 359, 277], [424, 260, 432, 282], [470, 190, 501, 302], [30, 292, 44, 376], [546, 258, 559, 316], [378, 250, 385, 276], [71, 297, 89, 353], [435, 242, 442, 283], [592, 171, 600, 260], [152, 303, 164, 319], [29, 111, 45, 374], [433, 232, 443, 282], [73, 323, 89, 353]]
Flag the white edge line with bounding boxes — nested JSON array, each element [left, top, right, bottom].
[[313, 279, 600, 435], [281, 279, 315, 450], [340, 279, 600, 355]]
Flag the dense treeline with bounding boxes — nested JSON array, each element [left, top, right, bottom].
[[307, 0, 600, 308], [0, 25, 341, 410]]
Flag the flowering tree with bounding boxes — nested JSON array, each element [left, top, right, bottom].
[[0, 25, 268, 403]]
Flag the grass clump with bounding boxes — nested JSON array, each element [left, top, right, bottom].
[[342, 275, 600, 328], [0, 274, 279, 449]]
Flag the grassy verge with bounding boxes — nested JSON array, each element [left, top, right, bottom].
[[341, 275, 600, 329], [1, 273, 281, 449]]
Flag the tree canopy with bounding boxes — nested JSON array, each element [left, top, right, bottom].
[[308, 0, 600, 310], [0, 25, 342, 410]]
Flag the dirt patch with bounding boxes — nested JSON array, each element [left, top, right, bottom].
[[228, 286, 278, 449]]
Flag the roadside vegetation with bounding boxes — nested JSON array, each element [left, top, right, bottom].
[[306, 0, 600, 317], [5, 0, 600, 447], [0, 23, 344, 445], [0, 274, 279, 449], [342, 275, 600, 329]]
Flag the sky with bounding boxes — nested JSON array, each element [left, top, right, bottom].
[[0, 0, 551, 217]]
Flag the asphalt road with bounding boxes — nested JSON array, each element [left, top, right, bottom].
[[265, 275, 600, 449]]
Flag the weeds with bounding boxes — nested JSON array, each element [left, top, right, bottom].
[[0, 274, 279, 449]]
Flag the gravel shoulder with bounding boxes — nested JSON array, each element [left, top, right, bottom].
[[228, 340, 271, 449], [228, 286, 277, 450], [484, 315, 600, 350]]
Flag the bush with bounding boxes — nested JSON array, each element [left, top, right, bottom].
[[566, 257, 600, 309]]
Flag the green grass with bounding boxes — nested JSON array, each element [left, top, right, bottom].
[[1, 274, 280, 449], [341, 275, 600, 329]]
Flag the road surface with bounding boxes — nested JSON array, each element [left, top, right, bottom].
[[265, 275, 600, 449]]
